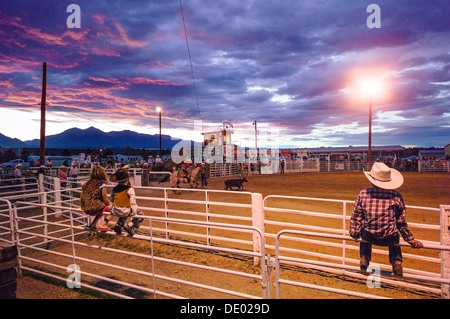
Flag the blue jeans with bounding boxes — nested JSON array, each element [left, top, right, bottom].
[[360, 229, 403, 265]]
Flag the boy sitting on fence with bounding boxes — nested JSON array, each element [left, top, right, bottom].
[[109, 166, 144, 236]]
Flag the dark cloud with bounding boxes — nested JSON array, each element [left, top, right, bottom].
[[0, 0, 448, 147]]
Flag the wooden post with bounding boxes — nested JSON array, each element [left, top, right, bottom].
[[0, 243, 18, 299], [39, 62, 47, 166]]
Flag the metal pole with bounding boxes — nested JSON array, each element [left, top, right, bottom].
[[40, 62, 47, 166], [253, 121, 259, 174], [159, 111, 162, 156], [254, 120, 257, 151], [368, 94, 372, 164]]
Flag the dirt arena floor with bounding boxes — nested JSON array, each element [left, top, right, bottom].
[[14, 171, 450, 299]]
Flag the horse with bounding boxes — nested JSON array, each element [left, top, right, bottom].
[[169, 164, 204, 189]]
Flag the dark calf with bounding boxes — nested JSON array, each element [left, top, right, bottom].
[[224, 177, 248, 191]]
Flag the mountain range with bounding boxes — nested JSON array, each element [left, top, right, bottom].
[[0, 127, 183, 149]]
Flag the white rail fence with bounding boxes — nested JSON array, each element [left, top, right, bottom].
[[1, 177, 449, 299], [12, 201, 268, 299]]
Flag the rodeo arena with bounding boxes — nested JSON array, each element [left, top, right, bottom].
[[0, 123, 449, 301]]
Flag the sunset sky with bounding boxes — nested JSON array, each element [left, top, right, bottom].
[[0, 0, 448, 148]]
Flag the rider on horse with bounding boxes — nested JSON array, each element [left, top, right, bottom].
[[181, 158, 193, 179]]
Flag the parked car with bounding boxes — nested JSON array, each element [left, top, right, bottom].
[[1, 159, 30, 168]]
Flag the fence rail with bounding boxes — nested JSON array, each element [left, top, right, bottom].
[[1, 176, 449, 299]]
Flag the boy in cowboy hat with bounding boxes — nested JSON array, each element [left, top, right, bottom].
[[109, 166, 144, 236], [349, 162, 423, 276]]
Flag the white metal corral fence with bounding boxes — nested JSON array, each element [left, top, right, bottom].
[[1, 177, 449, 299], [11, 200, 269, 299]]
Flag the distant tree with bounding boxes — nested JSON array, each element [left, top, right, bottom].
[[20, 148, 30, 161], [102, 148, 114, 158], [62, 149, 72, 156], [2, 149, 17, 162], [124, 147, 134, 155]]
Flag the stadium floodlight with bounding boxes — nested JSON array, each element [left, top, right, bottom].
[[359, 78, 383, 164]]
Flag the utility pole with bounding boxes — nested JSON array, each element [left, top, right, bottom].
[[39, 62, 47, 166], [253, 121, 259, 174], [368, 94, 372, 164]]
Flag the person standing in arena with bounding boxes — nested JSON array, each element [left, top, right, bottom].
[[349, 162, 423, 276]]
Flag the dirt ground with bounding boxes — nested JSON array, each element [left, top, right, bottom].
[[13, 171, 450, 299]]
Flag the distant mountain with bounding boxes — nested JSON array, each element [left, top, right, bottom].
[[0, 132, 27, 148], [19, 127, 184, 149]]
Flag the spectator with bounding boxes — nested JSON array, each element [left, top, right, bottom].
[[109, 166, 144, 236], [14, 164, 25, 191], [148, 155, 155, 170], [155, 155, 163, 170], [200, 162, 208, 188], [58, 165, 68, 188], [84, 156, 92, 168], [69, 163, 79, 179], [80, 165, 112, 232], [349, 162, 423, 276], [37, 165, 46, 178]]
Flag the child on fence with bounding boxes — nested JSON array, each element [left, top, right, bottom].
[[80, 165, 112, 232], [109, 166, 144, 236]]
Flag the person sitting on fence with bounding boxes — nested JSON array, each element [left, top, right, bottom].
[[14, 164, 25, 191], [37, 165, 46, 177], [155, 155, 163, 170], [109, 166, 144, 236], [80, 165, 112, 232], [58, 165, 68, 188], [69, 163, 79, 179], [349, 162, 423, 276]]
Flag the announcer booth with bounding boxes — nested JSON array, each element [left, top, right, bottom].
[[201, 121, 234, 162]]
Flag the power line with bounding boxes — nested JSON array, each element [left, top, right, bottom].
[[179, 0, 201, 119]]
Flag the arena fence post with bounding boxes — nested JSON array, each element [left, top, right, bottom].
[[135, 168, 142, 187], [441, 204, 450, 299], [53, 177, 62, 218], [251, 192, 264, 266]]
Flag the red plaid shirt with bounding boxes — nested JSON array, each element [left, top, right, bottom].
[[350, 186, 414, 242]]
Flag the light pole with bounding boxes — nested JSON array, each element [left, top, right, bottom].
[[359, 78, 382, 165], [156, 107, 162, 156], [252, 121, 259, 173], [368, 94, 372, 164], [252, 120, 257, 151]]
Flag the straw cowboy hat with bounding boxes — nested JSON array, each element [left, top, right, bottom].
[[364, 162, 404, 190], [110, 166, 129, 183]]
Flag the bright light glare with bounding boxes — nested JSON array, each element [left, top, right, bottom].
[[359, 78, 383, 95], [156, 106, 162, 113]]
